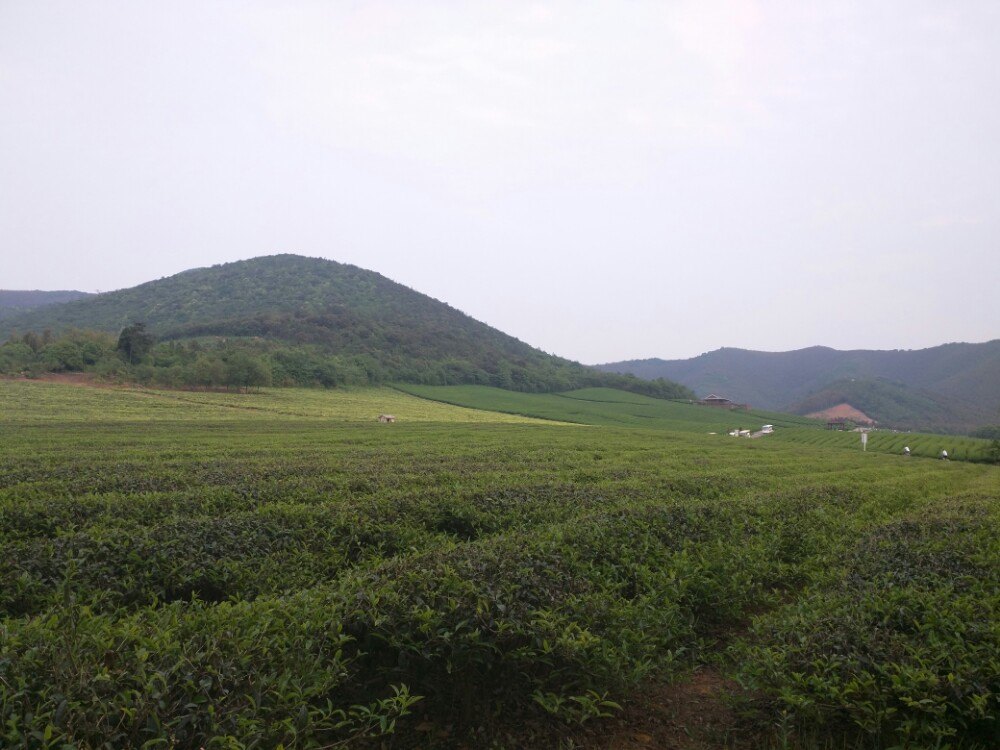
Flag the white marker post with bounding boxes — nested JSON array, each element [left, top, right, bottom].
[[861, 432, 868, 452]]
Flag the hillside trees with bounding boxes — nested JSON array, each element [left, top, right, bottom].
[[0, 340, 34, 373], [0, 255, 697, 399], [0, 330, 116, 375], [988, 439, 1000, 464], [116, 323, 154, 364], [223, 350, 272, 392], [0, 326, 695, 400]]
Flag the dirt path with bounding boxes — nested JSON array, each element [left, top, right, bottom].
[[566, 668, 742, 750]]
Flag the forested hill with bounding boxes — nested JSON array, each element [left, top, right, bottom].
[[0, 290, 94, 319], [1, 255, 692, 396], [789, 377, 984, 434], [595, 342, 1000, 431]]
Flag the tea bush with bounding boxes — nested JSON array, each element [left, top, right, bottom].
[[1, 381, 997, 747], [734, 498, 1000, 747]]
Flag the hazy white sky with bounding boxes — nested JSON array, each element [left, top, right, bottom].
[[1, 1, 998, 362]]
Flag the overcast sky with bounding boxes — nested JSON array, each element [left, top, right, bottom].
[[1, 1, 998, 362]]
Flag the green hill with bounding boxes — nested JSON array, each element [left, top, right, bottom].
[[596, 342, 1000, 432], [0, 255, 692, 397], [0, 289, 94, 319], [790, 377, 981, 434]]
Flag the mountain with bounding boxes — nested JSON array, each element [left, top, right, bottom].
[[0, 290, 94, 320], [596, 342, 1000, 433], [1, 255, 693, 397], [790, 377, 983, 434]]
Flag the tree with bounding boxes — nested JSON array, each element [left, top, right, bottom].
[[188, 355, 226, 388], [21, 331, 41, 354], [224, 351, 272, 393], [42, 340, 85, 371], [988, 439, 1000, 465], [116, 323, 154, 365]]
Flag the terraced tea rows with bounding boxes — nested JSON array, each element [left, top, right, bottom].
[[773, 426, 991, 461], [397, 384, 818, 432], [1, 381, 996, 748], [403, 385, 995, 463]]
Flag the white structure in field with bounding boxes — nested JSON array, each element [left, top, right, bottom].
[[761, 424, 774, 434]]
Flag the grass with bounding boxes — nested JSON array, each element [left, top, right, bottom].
[[0, 380, 997, 748]]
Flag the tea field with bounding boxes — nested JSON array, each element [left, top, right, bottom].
[[400, 384, 996, 462], [0, 380, 547, 425], [397, 385, 818, 432], [1, 381, 997, 748], [771, 426, 991, 461]]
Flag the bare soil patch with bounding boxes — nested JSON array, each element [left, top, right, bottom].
[[566, 668, 742, 750], [805, 402, 874, 424]]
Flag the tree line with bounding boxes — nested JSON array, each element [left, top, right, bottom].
[[0, 326, 695, 399]]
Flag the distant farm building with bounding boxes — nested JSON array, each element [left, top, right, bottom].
[[697, 394, 749, 411], [377, 414, 396, 423]]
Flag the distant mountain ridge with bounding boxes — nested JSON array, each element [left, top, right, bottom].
[[0, 290, 94, 320], [790, 377, 982, 434], [1, 255, 693, 397], [596, 342, 1000, 433]]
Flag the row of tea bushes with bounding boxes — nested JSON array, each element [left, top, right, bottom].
[[7, 481, 991, 747], [2, 405, 997, 747], [734, 494, 1000, 747]]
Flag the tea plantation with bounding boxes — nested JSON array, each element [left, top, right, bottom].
[[1, 381, 997, 748], [397, 384, 820, 432], [771, 426, 991, 461], [400, 384, 996, 462]]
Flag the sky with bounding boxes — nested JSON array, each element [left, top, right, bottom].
[[1, 1, 998, 363]]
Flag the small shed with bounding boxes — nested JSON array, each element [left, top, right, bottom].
[[697, 394, 750, 411], [377, 414, 396, 423], [699, 394, 734, 407]]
